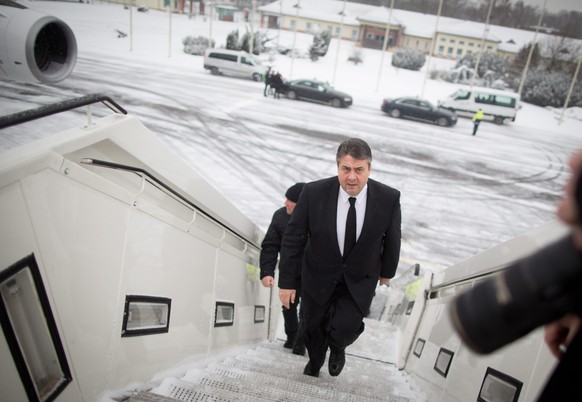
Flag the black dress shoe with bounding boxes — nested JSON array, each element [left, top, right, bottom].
[[283, 337, 295, 349], [292, 339, 306, 356], [303, 361, 320, 377], [328, 349, 345, 377]]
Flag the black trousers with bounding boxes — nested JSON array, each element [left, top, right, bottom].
[[282, 297, 300, 340], [301, 277, 365, 370], [472, 121, 480, 135]]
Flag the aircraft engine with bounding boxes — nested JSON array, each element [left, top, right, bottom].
[[0, 2, 77, 83]]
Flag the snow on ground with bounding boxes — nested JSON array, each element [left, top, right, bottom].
[[1, 1, 582, 269], [1, 2, 581, 399]]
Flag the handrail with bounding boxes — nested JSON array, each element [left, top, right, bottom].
[[426, 266, 507, 300], [0, 94, 127, 130], [80, 158, 261, 251]]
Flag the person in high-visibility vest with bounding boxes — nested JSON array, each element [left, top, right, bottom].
[[472, 108, 485, 136]]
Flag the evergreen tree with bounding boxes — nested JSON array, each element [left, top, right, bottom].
[[226, 30, 239, 50]]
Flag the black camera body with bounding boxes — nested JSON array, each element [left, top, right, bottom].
[[450, 174, 582, 354]]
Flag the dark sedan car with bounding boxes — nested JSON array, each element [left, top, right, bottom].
[[381, 97, 457, 127], [284, 79, 352, 108]]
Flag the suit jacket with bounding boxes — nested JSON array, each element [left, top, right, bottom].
[[279, 176, 401, 314]]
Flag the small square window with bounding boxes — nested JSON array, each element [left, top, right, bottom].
[[413, 338, 425, 357], [434, 348, 454, 377], [0, 254, 72, 401], [254, 305, 265, 323], [215, 301, 235, 327], [122, 295, 171, 337], [478, 367, 523, 402], [406, 301, 415, 315]]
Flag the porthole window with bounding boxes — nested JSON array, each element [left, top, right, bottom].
[[406, 301, 415, 315], [413, 338, 425, 357], [478, 367, 522, 402], [215, 301, 235, 327], [434, 347, 454, 377], [254, 305, 265, 323], [122, 295, 171, 337], [0, 254, 72, 402]]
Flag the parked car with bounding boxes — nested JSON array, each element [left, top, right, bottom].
[[203, 49, 267, 81], [381, 97, 457, 127], [284, 79, 352, 108]]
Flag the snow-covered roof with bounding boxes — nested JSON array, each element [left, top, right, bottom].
[[259, 0, 582, 55], [258, 0, 375, 27]]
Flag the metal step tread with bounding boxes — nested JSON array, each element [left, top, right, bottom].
[[139, 341, 418, 402]]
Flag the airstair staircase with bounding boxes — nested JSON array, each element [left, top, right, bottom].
[[124, 320, 422, 402]]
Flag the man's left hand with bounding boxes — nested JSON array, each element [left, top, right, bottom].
[[279, 289, 296, 309], [379, 277, 390, 286]]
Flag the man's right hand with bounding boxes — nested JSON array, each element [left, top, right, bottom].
[[261, 276, 275, 288]]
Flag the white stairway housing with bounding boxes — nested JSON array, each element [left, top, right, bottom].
[[0, 96, 564, 402]]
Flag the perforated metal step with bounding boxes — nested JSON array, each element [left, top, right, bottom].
[[134, 340, 419, 402]]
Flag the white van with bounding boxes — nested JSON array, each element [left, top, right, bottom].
[[438, 87, 521, 125], [203, 49, 267, 81]]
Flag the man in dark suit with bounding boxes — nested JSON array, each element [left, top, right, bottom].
[[260, 182, 306, 355], [278, 138, 402, 378]]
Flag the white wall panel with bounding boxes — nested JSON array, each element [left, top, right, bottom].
[[22, 168, 129, 400]]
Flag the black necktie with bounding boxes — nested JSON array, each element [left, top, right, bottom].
[[343, 197, 357, 260]]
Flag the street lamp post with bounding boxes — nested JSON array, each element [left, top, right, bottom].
[[469, 0, 496, 88], [375, 0, 395, 92], [208, 2, 213, 48], [276, 0, 283, 49], [129, 0, 133, 51], [518, 0, 547, 97], [420, 0, 443, 98], [290, 0, 300, 78], [168, 0, 172, 58], [332, 0, 346, 85], [559, 55, 582, 125], [250, 0, 257, 55]]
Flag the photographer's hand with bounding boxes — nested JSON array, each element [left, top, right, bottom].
[[544, 150, 582, 360], [544, 313, 582, 359], [557, 150, 582, 249]]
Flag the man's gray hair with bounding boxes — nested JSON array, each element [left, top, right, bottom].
[[336, 138, 372, 166]]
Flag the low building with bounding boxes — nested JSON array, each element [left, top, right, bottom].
[[257, 0, 570, 63], [258, 0, 368, 42]]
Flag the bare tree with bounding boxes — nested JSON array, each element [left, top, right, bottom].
[[540, 36, 582, 72]]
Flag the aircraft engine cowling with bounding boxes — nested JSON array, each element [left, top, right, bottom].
[[0, 4, 77, 83]]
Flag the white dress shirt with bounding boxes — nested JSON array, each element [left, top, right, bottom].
[[337, 184, 368, 256]]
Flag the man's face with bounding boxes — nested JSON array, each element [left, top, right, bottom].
[[337, 155, 370, 196], [285, 199, 297, 215]]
